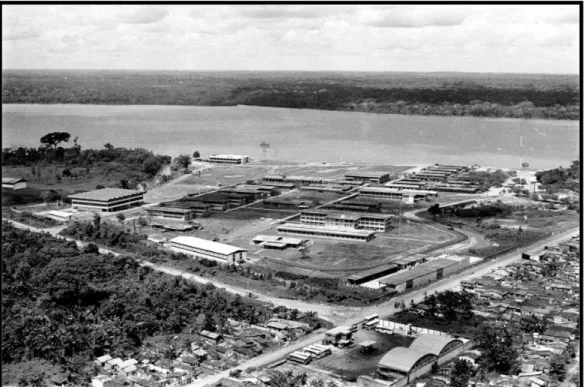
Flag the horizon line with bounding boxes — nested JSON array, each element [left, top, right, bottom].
[[1, 68, 579, 76]]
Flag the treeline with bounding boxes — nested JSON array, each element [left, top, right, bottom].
[[2, 71, 579, 120], [1, 223, 273, 384], [536, 160, 580, 193], [2, 142, 171, 176]]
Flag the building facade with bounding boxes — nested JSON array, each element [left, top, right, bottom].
[[69, 188, 144, 212], [168, 236, 247, 263]]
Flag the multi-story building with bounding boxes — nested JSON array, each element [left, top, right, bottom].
[[69, 188, 144, 212]]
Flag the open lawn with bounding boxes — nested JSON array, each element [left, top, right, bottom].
[[310, 330, 415, 381]]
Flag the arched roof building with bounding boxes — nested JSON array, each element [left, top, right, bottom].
[[409, 334, 464, 357], [377, 347, 437, 380]]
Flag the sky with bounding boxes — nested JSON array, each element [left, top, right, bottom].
[[2, 4, 580, 74]]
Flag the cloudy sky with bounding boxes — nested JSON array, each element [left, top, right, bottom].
[[2, 4, 579, 73]]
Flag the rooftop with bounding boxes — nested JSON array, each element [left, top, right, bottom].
[[360, 187, 438, 195], [2, 177, 27, 184], [345, 171, 390, 178], [348, 264, 399, 281], [378, 347, 436, 373], [170, 236, 247, 256], [68, 188, 143, 202], [277, 223, 375, 237], [409, 334, 462, 356]]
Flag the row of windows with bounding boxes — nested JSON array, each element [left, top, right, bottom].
[[278, 228, 373, 241], [170, 242, 233, 260]]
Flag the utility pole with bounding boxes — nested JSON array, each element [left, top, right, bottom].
[[398, 199, 402, 236]]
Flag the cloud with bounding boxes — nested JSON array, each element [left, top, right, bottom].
[[358, 6, 470, 28], [3, 26, 41, 41], [118, 7, 169, 25], [236, 5, 336, 20]]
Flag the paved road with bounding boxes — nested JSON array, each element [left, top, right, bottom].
[[4, 219, 579, 387]]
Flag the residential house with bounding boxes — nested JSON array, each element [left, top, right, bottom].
[[200, 330, 223, 345]]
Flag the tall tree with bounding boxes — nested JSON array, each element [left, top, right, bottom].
[[450, 359, 474, 387], [174, 154, 191, 171], [260, 142, 270, 159], [40, 132, 71, 149]]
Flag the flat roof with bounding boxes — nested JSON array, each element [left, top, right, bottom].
[[358, 340, 377, 347], [46, 210, 73, 217], [68, 188, 143, 202], [147, 206, 194, 214], [345, 171, 390, 178], [378, 347, 436, 373], [360, 187, 438, 195], [210, 154, 248, 158], [325, 326, 353, 335], [253, 235, 306, 245], [392, 254, 427, 265], [278, 223, 375, 237], [170, 236, 247, 256]]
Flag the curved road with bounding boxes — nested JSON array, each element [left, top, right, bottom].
[[4, 219, 579, 387]]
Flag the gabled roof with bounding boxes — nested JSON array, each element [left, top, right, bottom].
[[378, 347, 436, 373], [170, 236, 247, 256]]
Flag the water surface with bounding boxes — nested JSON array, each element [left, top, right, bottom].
[[2, 104, 579, 169]]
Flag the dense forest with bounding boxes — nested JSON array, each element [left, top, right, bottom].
[[2, 70, 579, 120], [535, 160, 580, 193], [1, 223, 273, 384]]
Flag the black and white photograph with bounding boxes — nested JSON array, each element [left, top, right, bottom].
[[1, 3, 581, 387]]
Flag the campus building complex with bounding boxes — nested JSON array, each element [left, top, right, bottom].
[[68, 188, 144, 212], [168, 236, 248, 263]]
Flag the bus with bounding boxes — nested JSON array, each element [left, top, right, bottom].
[[288, 351, 312, 364], [304, 345, 331, 359], [362, 314, 379, 330]]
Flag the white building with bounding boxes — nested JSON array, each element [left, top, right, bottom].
[[2, 177, 27, 190], [209, 154, 250, 164], [68, 188, 144, 212], [168, 236, 248, 263]]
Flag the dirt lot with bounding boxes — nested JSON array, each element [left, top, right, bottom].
[[307, 330, 415, 381]]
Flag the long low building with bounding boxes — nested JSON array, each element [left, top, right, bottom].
[[168, 236, 247, 263], [146, 206, 198, 221], [347, 264, 400, 286], [345, 171, 391, 184], [69, 188, 144, 212], [2, 177, 27, 190], [380, 256, 470, 292], [300, 210, 393, 232], [277, 223, 375, 242], [358, 187, 438, 203], [252, 235, 311, 250], [209, 154, 249, 164]]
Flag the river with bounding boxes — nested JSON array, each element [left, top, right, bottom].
[[2, 104, 579, 169]]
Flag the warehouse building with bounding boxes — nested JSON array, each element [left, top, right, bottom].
[[260, 181, 297, 190], [409, 334, 465, 365], [146, 206, 197, 221], [2, 177, 27, 190], [377, 347, 437, 382], [344, 171, 391, 185], [347, 264, 400, 286], [69, 188, 144, 212], [392, 254, 427, 269], [358, 187, 438, 203], [43, 210, 74, 222], [379, 256, 469, 292], [209, 154, 249, 164], [168, 236, 247, 263], [277, 223, 375, 242], [252, 235, 311, 250]]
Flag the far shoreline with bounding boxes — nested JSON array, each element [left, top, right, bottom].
[[1, 102, 580, 123]]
